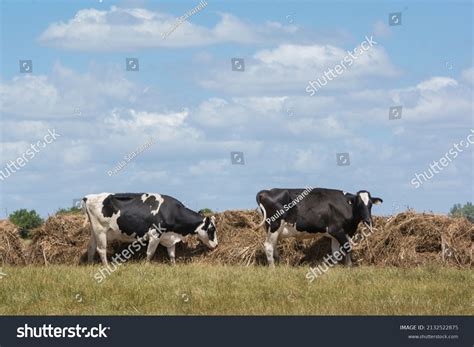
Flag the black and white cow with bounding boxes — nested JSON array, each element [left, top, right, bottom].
[[256, 188, 382, 267], [82, 193, 218, 265]]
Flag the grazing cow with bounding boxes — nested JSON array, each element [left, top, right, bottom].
[[82, 193, 218, 265], [256, 188, 382, 266]]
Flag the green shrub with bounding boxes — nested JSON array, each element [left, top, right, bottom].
[[9, 209, 43, 238], [56, 207, 82, 215], [198, 208, 213, 215], [449, 202, 474, 223]]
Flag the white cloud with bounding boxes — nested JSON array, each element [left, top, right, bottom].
[[62, 145, 91, 166], [189, 159, 228, 176], [416, 77, 458, 91], [104, 108, 202, 142], [200, 42, 400, 94], [0, 120, 52, 141], [293, 148, 329, 173], [372, 20, 392, 38], [461, 67, 474, 85], [128, 169, 168, 182], [396, 76, 470, 123], [193, 96, 287, 129], [0, 141, 32, 162], [0, 63, 137, 119], [38, 7, 300, 51], [287, 116, 349, 138], [0, 75, 59, 119], [1, 61, 472, 217], [193, 71, 472, 142]]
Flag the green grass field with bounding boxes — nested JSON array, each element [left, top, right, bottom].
[[0, 264, 472, 315]]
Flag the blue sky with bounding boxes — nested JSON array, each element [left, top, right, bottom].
[[0, 0, 472, 217]]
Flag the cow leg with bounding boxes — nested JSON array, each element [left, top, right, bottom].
[[146, 232, 161, 262], [344, 236, 353, 266], [95, 232, 108, 266], [329, 230, 352, 266], [87, 232, 97, 263], [264, 230, 279, 267], [330, 237, 340, 259], [273, 246, 280, 262], [167, 245, 176, 265]]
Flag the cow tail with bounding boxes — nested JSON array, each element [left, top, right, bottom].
[[81, 197, 91, 228], [255, 193, 267, 229], [256, 203, 267, 229]]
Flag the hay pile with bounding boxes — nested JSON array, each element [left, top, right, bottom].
[[353, 212, 472, 267], [194, 210, 331, 266], [196, 211, 472, 267], [23, 210, 473, 267], [28, 214, 91, 265], [0, 220, 26, 265]]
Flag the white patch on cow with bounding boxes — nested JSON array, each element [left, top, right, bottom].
[[359, 192, 370, 206], [108, 227, 138, 242], [84, 193, 112, 215], [278, 221, 320, 240], [84, 193, 131, 244], [146, 226, 161, 240], [265, 221, 324, 266], [84, 193, 140, 243], [195, 219, 218, 248], [141, 193, 149, 203], [159, 232, 185, 248], [108, 210, 121, 232], [143, 193, 164, 216]]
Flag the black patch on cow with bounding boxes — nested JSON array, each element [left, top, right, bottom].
[[100, 193, 207, 238], [101, 194, 119, 218], [257, 188, 382, 238], [203, 217, 216, 241]]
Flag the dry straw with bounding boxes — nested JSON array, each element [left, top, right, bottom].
[[0, 220, 26, 265], [1, 210, 472, 267]]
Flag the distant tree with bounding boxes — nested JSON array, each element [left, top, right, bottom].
[[9, 209, 43, 238], [449, 202, 474, 223], [198, 208, 213, 216], [56, 206, 82, 215]]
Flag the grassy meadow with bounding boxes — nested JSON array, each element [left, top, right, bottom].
[[0, 264, 472, 315]]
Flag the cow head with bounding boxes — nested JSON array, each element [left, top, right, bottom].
[[196, 216, 218, 249], [352, 190, 383, 228]]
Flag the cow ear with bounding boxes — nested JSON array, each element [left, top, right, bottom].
[[371, 197, 383, 205], [203, 216, 211, 227]]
